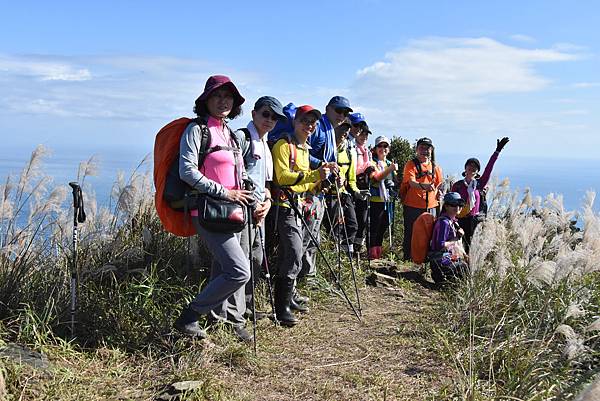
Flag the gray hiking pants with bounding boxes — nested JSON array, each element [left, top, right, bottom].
[[299, 196, 324, 278], [189, 217, 250, 327], [239, 223, 264, 307], [275, 205, 304, 281]]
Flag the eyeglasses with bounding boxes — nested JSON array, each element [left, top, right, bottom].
[[377, 143, 389, 148], [334, 107, 350, 116], [261, 110, 279, 121], [299, 117, 318, 126]]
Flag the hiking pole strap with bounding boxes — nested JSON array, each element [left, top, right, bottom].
[[69, 182, 86, 224]]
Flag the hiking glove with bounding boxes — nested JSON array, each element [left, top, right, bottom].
[[353, 190, 369, 201], [496, 137, 509, 152]]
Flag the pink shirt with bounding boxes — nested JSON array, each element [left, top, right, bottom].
[[200, 117, 239, 190], [356, 143, 371, 174]]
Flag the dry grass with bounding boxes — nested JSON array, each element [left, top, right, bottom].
[[2, 269, 453, 401]]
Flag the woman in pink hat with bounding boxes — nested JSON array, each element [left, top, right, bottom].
[[173, 75, 255, 342]]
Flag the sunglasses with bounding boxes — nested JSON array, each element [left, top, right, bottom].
[[261, 110, 279, 121], [334, 107, 350, 116], [299, 117, 318, 126], [377, 143, 389, 148]]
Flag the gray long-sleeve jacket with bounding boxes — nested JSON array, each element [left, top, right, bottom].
[[178, 121, 248, 199]]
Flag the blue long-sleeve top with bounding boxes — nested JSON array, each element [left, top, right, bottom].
[[308, 115, 337, 168]]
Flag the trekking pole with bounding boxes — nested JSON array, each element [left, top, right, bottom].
[[282, 189, 361, 321], [387, 201, 393, 249], [333, 181, 362, 316], [68, 182, 86, 338], [366, 177, 372, 271], [258, 228, 278, 325], [246, 210, 257, 355]]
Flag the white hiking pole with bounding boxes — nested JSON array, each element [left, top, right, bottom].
[[68, 182, 86, 338]]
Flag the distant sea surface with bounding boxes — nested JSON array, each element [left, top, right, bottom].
[[2, 146, 599, 215]]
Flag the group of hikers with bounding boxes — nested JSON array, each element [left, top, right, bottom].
[[155, 74, 510, 343]]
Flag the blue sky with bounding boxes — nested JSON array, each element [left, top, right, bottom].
[[1, 0, 599, 164]]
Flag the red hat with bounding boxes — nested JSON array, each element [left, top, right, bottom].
[[295, 105, 322, 120], [196, 75, 245, 107]]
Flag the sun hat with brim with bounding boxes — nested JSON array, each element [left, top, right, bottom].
[[196, 75, 245, 107], [443, 192, 466, 207], [295, 105, 322, 120], [374, 135, 390, 146], [254, 96, 286, 120]]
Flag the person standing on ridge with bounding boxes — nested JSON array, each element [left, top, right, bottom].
[[297, 96, 352, 280], [401, 137, 443, 261], [271, 105, 332, 326], [451, 137, 509, 251], [173, 75, 254, 342], [235, 96, 287, 318]]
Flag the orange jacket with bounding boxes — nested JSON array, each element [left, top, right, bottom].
[[401, 159, 443, 209]]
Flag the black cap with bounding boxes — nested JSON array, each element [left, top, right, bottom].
[[254, 96, 286, 121], [416, 137, 433, 147]]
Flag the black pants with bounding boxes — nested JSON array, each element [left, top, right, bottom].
[[325, 193, 358, 251], [430, 258, 469, 284], [369, 201, 391, 248], [354, 199, 368, 249], [402, 205, 434, 261], [457, 215, 482, 253]]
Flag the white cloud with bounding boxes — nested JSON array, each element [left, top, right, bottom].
[[350, 37, 589, 155], [0, 53, 262, 121], [0, 54, 91, 81]]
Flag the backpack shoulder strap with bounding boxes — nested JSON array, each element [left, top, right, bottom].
[[195, 119, 212, 168], [412, 157, 422, 176]]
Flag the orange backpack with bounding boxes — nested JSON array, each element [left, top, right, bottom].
[[153, 118, 197, 237], [410, 212, 435, 263]]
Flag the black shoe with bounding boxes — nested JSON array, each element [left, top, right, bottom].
[[233, 326, 254, 343], [174, 308, 207, 338], [275, 279, 299, 327], [290, 298, 310, 313], [293, 289, 310, 305], [244, 308, 268, 321]]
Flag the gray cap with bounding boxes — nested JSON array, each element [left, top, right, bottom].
[[375, 135, 390, 146], [254, 96, 286, 120]]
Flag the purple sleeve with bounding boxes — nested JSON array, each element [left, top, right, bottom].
[[451, 181, 468, 202], [478, 151, 499, 189], [430, 218, 451, 251]]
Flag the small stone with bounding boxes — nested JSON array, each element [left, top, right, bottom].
[[0, 343, 50, 370], [170, 380, 202, 392]]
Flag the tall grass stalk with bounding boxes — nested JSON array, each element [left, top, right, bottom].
[[434, 178, 600, 400]]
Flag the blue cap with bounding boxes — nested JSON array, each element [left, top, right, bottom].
[[254, 96, 287, 120], [327, 96, 353, 112], [349, 112, 366, 125]]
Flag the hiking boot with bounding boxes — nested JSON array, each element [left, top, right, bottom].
[[244, 308, 268, 321], [290, 297, 310, 313], [292, 288, 309, 305], [232, 325, 254, 343], [368, 246, 379, 260], [174, 307, 207, 338], [274, 278, 298, 327]]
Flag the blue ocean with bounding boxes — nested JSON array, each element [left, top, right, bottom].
[[2, 146, 599, 216]]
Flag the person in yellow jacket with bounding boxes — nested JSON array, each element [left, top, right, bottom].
[[324, 121, 365, 257], [271, 105, 332, 326]]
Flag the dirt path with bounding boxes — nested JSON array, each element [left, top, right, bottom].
[[225, 275, 454, 401]]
